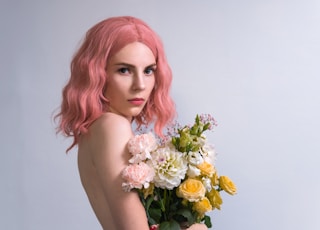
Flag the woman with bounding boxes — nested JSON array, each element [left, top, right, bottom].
[[56, 16, 207, 230]]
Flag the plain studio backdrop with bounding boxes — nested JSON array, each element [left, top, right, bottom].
[[1, 0, 320, 229]]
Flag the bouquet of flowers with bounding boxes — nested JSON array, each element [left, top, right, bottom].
[[122, 114, 237, 230]]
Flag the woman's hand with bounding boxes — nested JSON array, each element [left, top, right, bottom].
[[185, 223, 208, 230], [150, 223, 208, 230]]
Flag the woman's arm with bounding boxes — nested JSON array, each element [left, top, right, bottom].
[[88, 113, 150, 230]]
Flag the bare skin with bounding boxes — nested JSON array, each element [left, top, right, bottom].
[[78, 113, 149, 230], [78, 113, 207, 230], [77, 42, 207, 230]]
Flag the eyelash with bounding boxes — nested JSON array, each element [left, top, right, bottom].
[[145, 67, 156, 75], [117, 67, 156, 75], [118, 67, 130, 74]]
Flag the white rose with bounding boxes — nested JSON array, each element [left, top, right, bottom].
[[187, 164, 201, 178], [187, 151, 204, 165], [202, 143, 216, 165]]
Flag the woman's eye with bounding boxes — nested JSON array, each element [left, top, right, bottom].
[[145, 67, 155, 75], [118, 67, 130, 74]]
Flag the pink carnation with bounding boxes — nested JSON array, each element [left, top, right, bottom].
[[127, 133, 158, 163], [122, 162, 155, 192]]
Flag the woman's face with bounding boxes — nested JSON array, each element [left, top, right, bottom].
[[105, 42, 156, 121]]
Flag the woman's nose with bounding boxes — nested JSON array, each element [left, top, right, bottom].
[[132, 72, 146, 91]]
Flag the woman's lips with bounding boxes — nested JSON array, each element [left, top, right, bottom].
[[128, 98, 145, 106]]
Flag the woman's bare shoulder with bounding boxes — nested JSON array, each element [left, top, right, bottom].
[[84, 112, 133, 156], [91, 112, 132, 131], [88, 113, 132, 140]]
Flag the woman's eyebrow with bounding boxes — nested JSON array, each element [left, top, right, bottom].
[[114, 63, 135, 68], [114, 62, 157, 68], [146, 63, 157, 68]]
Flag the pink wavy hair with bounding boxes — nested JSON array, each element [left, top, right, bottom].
[[55, 16, 176, 151]]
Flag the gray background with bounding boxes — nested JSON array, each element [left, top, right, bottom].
[[1, 0, 320, 229]]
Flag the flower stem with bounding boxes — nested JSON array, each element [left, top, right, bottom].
[[163, 189, 167, 220], [156, 188, 167, 220]]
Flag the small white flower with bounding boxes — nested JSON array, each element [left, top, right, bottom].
[[197, 134, 207, 147], [202, 143, 216, 165], [187, 164, 201, 178], [202, 177, 212, 192], [187, 151, 204, 166]]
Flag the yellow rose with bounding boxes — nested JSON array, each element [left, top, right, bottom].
[[207, 189, 223, 210], [219, 176, 237, 195], [193, 197, 212, 216], [197, 161, 215, 177], [176, 178, 206, 202]]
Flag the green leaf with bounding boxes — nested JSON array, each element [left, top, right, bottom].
[[176, 208, 195, 224], [203, 215, 212, 228], [159, 220, 180, 230], [148, 217, 158, 226], [145, 196, 154, 210], [171, 137, 177, 147], [148, 208, 162, 223], [195, 114, 200, 125], [169, 200, 180, 212]]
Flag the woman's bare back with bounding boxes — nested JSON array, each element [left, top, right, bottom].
[[77, 113, 149, 230], [78, 140, 116, 229]]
